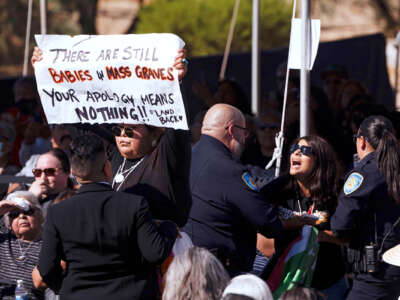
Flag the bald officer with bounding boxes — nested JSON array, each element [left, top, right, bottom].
[[183, 104, 283, 276]]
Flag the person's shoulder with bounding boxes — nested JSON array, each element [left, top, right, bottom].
[[342, 158, 382, 197]]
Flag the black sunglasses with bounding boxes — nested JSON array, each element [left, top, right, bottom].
[[111, 126, 135, 138], [32, 168, 58, 177], [290, 144, 313, 156], [225, 124, 250, 138], [9, 208, 35, 220]]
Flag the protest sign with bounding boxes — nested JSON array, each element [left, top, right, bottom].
[[34, 34, 188, 129]]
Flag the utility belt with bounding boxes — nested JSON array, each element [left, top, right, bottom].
[[347, 245, 382, 274], [349, 215, 400, 274]]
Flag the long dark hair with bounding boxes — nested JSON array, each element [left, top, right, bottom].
[[359, 115, 400, 204], [291, 135, 340, 207]]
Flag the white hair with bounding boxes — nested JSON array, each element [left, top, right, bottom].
[[162, 247, 230, 300], [222, 274, 273, 300], [4, 191, 42, 228]]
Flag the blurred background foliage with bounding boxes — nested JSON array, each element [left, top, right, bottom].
[[134, 0, 292, 56]]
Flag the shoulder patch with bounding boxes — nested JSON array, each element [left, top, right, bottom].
[[344, 172, 364, 195], [242, 172, 259, 191]]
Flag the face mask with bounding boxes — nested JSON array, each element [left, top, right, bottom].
[[16, 99, 37, 115]]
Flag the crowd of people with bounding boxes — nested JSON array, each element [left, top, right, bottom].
[[0, 45, 398, 300]]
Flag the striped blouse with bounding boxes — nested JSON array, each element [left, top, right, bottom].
[[0, 231, 44, 300]]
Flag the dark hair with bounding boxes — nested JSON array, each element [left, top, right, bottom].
[[359, 115, 400, 204], [47, 148, 70, 174], [45, 148, 74, 189], [279, 286, 326, 300], [54, 189, 76, 204], [291, 135, 340, 207], [69, 134, 106, 178]]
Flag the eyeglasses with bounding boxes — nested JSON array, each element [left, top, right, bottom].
[[111, 126, 135, 138], [353, 133, 362, 144], [226, 124, 249, 138], [290, 144, 313, 156], [32, 168, 58, 177], [9, 208, 35, 220]]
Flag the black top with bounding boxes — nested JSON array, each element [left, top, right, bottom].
[[38, 183, 178, 300], [261, 174, 346, 289], [331, 152, 400, 281], [110, 128, 192, 227], [183, 134, 283, 273]]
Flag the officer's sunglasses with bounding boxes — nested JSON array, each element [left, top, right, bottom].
[[290, 144, 313, 156], [111, 126, 135, 138], [9, 208, 35, 220], [226, 124, 249, 138], [32, 168, 58, 177]]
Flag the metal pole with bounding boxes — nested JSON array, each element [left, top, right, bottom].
[[23, 0, 33, 76], [40, 0, 47, 34], [251, 0, 260, 116], [220, 0, 240, 81], [300, 0, 311, 136]]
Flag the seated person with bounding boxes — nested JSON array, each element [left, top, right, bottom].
[[0, 191, 44, 300]]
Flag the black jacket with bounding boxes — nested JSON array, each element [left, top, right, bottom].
[[331, 152, 400, 280], [38, 183, 178, 300], [183, 135, 283, 273]]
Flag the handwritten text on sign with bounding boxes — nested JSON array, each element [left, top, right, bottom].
[[34, 34, 188, 129]]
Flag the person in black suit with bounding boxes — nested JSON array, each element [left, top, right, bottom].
[[34, 134, 178, 300]]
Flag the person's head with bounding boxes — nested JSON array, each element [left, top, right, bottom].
[[279, 286, 326, 300], [112, 124, 164, 159], [69, 134, 111, 182], [355, 115, 400, 203], [4, 191, 43, 241], [289, 135, 339, 204], [0, 121, 16, 159], [339, 79, 368, 110], [255, 110, 281, 157], [202, 104, 247, 159], [214, 79, 250, 114], [162, 247, 230, 300], [33, 148, 71, 196], [13, 77, 40, 115], [321, 64, 348, 109], [51, 124, 73, 151], [222, 274, 273, 300]]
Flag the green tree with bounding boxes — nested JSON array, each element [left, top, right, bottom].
[[134, 0, 292, 56]]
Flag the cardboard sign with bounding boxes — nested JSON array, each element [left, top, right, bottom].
[[34, 34, 188, 129]]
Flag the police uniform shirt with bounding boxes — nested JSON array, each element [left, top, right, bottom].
[[331, 152, 400, 280], [183, 134, 283, 273]]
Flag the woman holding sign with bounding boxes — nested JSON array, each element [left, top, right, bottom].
[[32, 46, 191, 227]]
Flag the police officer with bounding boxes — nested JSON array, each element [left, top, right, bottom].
[[330, 115, 400, 300], [183, 104, 289, 276]]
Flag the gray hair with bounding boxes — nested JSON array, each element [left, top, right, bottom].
[[222, 274, 273, 300], [162, 247, 230, 300], [4, 191, 42, 229]]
